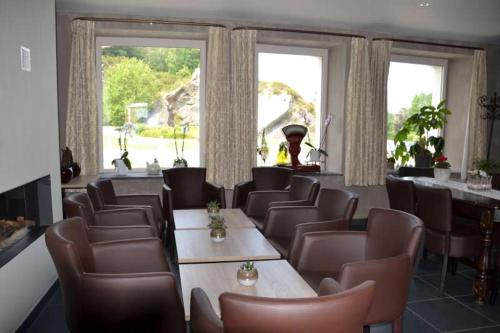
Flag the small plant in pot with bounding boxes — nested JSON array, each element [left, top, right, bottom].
[[237, 261, 258, 286], [467, 159, 499, 191], [433, 155, 451, 181], [207, 215, 227, 242], [394, 100, 450, 167], [112, 123, 134, 174], [207, 201, 220, 216], [387, 152, 396, 170]]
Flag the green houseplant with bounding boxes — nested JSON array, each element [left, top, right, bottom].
[[207, 201, 220, 215], [394, 100, 451, 167], [207, 215, 227, 242], [237, 261, 258, 286], [433, 155, 451, 181]]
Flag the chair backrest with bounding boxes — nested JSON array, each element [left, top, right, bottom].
[[63, 192, 96, 225], [398, 167, 434, 178], [415, 184, 453, 233], [252, 167, 293, 191], [87, 179, 117, 210], [365, 208, 424, 265], [385, 175, 417, 214], [289, 175, 320, 202], [163, 167, 207, 209], [219, 280, 375, 333], [316, 188, 358, 224]]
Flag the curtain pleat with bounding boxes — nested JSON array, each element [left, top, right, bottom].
[[65, 20, 99, 175]]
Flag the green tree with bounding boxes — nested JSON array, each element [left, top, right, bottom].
[[387, 92, 432, 141], [103, 57, 160, 126]]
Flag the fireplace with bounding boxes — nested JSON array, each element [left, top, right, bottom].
[[0, 175, 52, 267]]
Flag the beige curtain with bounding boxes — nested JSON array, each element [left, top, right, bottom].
[[205, 27, 231, 187], [462, 49, 487, 177], [369, 40, 392, 185], [65, 20, 98, 175], [344, 38, 372, 186], [230, 30, 258, 187]]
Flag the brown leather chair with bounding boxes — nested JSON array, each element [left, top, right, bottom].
[[289, 208, 424, 332], [386, 175, 417, 214], [63, 192, 157, 240], [263, 188, 358, 257], [245, 175, 320, 230], [415, 184, 480, 292], [190, 279, 375, 333], [232, 167, 293, 209], [45, 217, 185, 333], [87, 179, 165, 239], [398, 167, 434, 178]]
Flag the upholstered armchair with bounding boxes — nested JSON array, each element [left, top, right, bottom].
[[386, 175, 417, 215], [45, 218, 185, 333], [289, 208, 424, 332], [245, 175, 320, 230], [190, 279, 375, 333], [87, 179, 165, 239], [232, 167, 293, 209], [263, 188, 358, 257], [64, 192, 157, 240]]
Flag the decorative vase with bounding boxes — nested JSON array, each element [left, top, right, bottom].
[[415, 155, 432, 168], [467, 174, 492, 191], [113, 159, 129, 175], [434, 168, 451, 182], [309, 150, 321, 163], [70, 162, 81, 177], [207, 207, 220, 217], [237, 267, 259, 286], [210, 228, 226, 242], [61, 168, 73, 184]]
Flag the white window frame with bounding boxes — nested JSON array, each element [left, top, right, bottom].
[[95, 37, 207, 172], [255, 44, 329, 165]]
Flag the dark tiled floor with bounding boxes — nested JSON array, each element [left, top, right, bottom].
[[20, 254, 500, 333]]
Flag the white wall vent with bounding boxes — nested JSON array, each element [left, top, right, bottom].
[[20, 46, 31, 72]]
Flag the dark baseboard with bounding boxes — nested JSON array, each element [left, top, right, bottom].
[[16, 280, 60, 333]]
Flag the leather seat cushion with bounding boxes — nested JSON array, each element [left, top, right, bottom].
[[426, 222, 481, 258], [300, 270, 339, 292], [267, 237, 289, 258]]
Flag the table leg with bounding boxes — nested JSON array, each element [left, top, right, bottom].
[[473, 210, 494, 304]]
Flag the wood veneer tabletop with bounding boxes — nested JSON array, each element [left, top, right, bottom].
[[175, 228, 280, 263], [179, 260, 317, 320], [173, 208, 255, 230]]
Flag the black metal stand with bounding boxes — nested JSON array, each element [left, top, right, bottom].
[[478, 92, 500, 159]]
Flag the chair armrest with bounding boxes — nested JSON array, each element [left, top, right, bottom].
[[245, 191, 291, 218], [287, 219, 348, 261], [268, 200, 311, 208], [263, 206, 321, 238], [338, 255, 412, 325], [232, 181, 255, 208], [318, 277, 344, 296], [91, 238, 169, 273], [190, 288, 224, 333], [289, 231, 367, 273], [206, 182, 226, 208], [116, 194, 164, 220], [81, 272, 185, 332], [87, 225, 155, 243]]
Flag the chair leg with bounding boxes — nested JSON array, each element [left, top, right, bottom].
[[363, 326, 370, 333], [392, 316, 403, 333], [440, 254, 449, 293]]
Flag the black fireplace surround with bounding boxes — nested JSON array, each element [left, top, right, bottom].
[[0, 175, 53, 267]]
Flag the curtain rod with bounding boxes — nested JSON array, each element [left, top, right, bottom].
[[72, 17, 226, 28], [373, 38, 483, 51], [233, 26, 365, 39]]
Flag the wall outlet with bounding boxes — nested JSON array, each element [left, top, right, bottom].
[[20, 46, 31, 72]]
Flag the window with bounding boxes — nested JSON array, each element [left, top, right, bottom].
[[256, 45, 328, 166], [387, 55, 447, 166], [96, 37, 206, 171]]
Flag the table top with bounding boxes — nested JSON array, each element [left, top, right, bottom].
[[175, 228, 281, 264], [174, 209, 255, 230], [61, 175, 98, 189], [179, 260, 317, 320]]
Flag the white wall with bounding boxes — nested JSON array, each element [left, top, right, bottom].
[[0, 0, 62, 331]]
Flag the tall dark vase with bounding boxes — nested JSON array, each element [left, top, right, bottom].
[[415, 155, 432, 167]]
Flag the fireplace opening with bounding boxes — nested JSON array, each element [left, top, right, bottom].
[[0, 175, 52, 266]]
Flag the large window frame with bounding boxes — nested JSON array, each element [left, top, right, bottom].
[[255, 44, 329, 167], [95, 37, 207, 172]]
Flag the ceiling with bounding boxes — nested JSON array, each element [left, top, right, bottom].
[[56, 0, 500, 44]]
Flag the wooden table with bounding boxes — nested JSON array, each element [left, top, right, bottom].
[[405, 177, 500, 304], [61, 174, 98, 194], [179, 260, 317, 320], [173, 208, 255, 230], [175, 228, 280, 263]]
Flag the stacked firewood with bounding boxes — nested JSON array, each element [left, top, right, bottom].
[[0, 216, 35, 250]]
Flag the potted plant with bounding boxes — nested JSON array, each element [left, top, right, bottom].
[[305, 113, 332, 163], [207, 201, 220, 216], [237, 261, 258, 286], [276, 142, 289, 165], [394, 100, 450, 167], [112, 123, 133, 174], [256, 129, 269, 163], [467, 159, 499, 191], [387, 152, 396, 170], [433, 155, 451, 181], [207, 215, 227, 242], [173, 125, 188, 167]]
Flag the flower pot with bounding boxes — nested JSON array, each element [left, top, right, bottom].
[[210, 228, 226, 242], [309, 150, 321, 163], [207, 208, 220, 217], [70, 162, 81, 177], [113, 159, 129, 175], [61, 168, 73, 184], [415, 155, 432, 167], [387, 161, 395, 170], [434, 168, 451, 182], [237, 267, 259, 286]]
